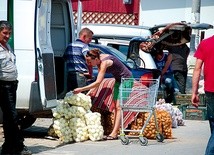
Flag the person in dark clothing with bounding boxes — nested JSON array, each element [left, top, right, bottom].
[[167, 44, 190, 94], [153, 50, 178, 103], [0, 20, 32, 155]]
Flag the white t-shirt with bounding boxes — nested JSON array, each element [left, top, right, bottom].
[[0, 43, 17, 81]]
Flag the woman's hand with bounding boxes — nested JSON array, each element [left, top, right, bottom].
[[86, 88, 96, 96], [73, 88, 83, 94]]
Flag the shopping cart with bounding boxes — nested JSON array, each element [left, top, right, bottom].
[[119, 77, 164, 146]]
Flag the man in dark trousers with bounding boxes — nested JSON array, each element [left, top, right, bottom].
[[191, 35, 214, 155], [0, 20, 32, 155], [167, 44, 190, 94]]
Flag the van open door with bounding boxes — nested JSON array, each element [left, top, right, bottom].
[[34, 0, 75, 111], [34, 0, 57, 111]]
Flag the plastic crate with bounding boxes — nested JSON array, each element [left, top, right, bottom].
[[175, 94, 191, 105], [178, 105, 207, 120], [175, 94, 206, 106]]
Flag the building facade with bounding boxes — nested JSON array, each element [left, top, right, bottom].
[[72, 0, 214, 38], [72, 0, 140, 25]]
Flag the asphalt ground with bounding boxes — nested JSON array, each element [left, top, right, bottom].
[[35, 120, 209, 155], [0, 119, 210, 155]]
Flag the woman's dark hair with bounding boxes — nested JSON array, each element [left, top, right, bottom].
[[0, 20, 12, 31], [86, 48, 101, 59]]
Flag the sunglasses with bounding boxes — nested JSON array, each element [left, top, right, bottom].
[[86, 51, 97, 59]]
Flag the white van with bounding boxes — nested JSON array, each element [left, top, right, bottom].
[[0, 0, 75, 128], [81, 24, 152, 56], [82, 24, 152, 39]]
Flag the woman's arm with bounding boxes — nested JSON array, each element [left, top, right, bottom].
[[73, 61, 108, 94], [83, 65, 93, 79]]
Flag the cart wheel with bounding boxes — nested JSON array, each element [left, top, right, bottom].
[[156, 133, 164, 142], [139, 136, 148, 146], [120, 136, 129, 145]]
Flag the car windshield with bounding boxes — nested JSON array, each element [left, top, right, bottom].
[[89, 44, 134, 68]]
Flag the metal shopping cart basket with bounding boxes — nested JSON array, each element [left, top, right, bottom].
[[119, 77, 164, 146]]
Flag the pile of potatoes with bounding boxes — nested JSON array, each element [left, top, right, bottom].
[[129, 110, 172, 139], [90, 106, 172, 139]]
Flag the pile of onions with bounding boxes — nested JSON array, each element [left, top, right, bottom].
[[51, 92, 104, 143], [85, 112, 104, 141]]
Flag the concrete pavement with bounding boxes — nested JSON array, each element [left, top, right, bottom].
[[34, 120, 210, 155]]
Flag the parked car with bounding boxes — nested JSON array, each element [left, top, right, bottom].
[[92, 38, 130, 56], [88, 43, 160, 81], [84, 22, 213, 62]]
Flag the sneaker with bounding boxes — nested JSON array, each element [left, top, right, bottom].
[[18, 146, 32, 155]]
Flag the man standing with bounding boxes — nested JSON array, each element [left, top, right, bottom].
[[191, 35, 214, 155], [64, 28, 93, 92], [168, 44, 190, 94], [0, 20, 31, 154]]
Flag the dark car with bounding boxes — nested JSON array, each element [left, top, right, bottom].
[[88, 43, 160, 80]]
